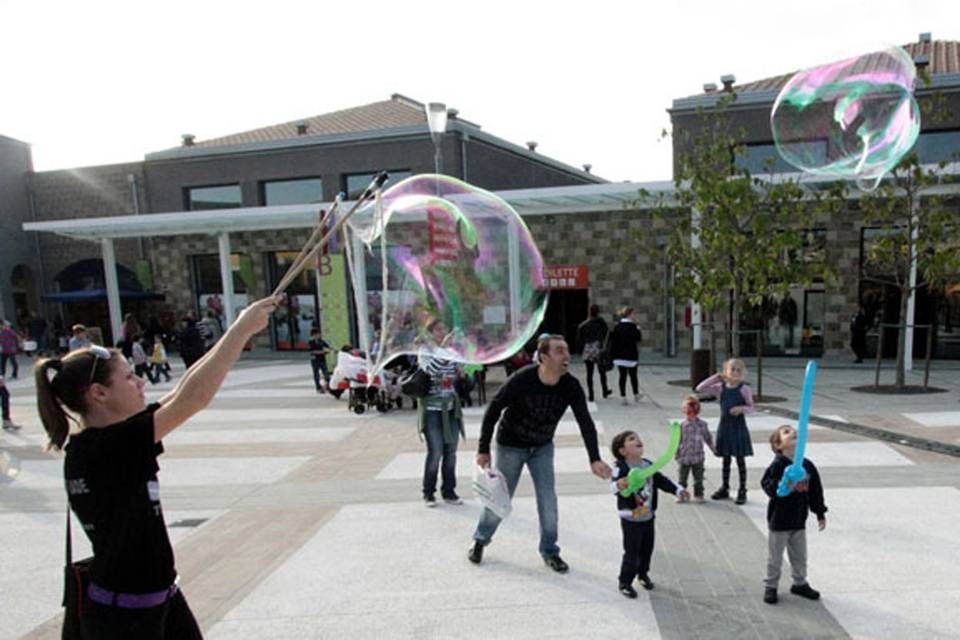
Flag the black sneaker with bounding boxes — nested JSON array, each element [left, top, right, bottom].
[[603, 389, 613, 399], [543, 555, 569, 573], [442, 494, 464, 505], [638, 574, 654, 590], [790, 583, 821, 600], [467, 542, 484, 565], [423, 495, 437, 508], [619, 583, 638, 599], [711, 487, 730, 500], [735, 488, 747, 505], [764, 587, 778, 604]]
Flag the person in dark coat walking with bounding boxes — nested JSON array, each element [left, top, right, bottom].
[[608, 307, 643, 406], [577, 304, 612, 403], [850, 305, 869, 363], [176, 317, 204, 370]]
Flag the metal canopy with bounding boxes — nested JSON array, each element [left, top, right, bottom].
[[21, 167, 960, 241]]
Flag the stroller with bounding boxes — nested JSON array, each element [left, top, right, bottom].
[[378, 366, 404, 410], [329, 350, 390, 414]]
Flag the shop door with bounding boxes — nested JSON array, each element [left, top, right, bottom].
[[539, 289, 589, 353]]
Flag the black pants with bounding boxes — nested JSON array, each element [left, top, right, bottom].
[[152, 363, 172, 381], [0, 384, 9, 420], [720, 455, 748, 490], [310, 357, 330, 390], [851, 332, 866, 361], [618, 365, 638, 397], [80, 589, 203, 640], [0, 352, 18, 378], [181, 353, 201, 370], [584, 360, 610, 401], [134, 363, 157, 384], [619, 518, 655, 585]]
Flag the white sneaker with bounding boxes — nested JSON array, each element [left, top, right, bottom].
[[621, 397, 629, 406], [2, 419, 21, 430], [634, 394, 642, 404]]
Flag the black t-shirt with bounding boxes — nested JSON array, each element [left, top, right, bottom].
[[64, 403, 175, 593], [479, 365, 600, 461]]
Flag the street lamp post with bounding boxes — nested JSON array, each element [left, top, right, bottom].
[[425, 102, 448, 176]]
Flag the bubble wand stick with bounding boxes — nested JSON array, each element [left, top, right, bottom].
[[271, 192, 343, 296], [272, 171, 389, 295], [777, 360, 816, 497]]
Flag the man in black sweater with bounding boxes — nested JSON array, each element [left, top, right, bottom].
[[468, 335, 612, 572]]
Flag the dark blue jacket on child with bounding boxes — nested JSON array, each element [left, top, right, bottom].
[[760, 454, 828, 531], [612, 458, 680, 521]]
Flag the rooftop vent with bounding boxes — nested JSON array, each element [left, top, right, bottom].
[[919, 32, 932, 43], [914, 53, 930, 69], [446, 108, 459, 120], [526, 141, 538, 152], [721, 74, 736, 92], [582, 163, 592, 173], [703, 82, 718, 93], [181, 134, 195, 147], [296, 122, 309, 135]]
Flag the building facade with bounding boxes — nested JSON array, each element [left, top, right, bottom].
[[12, 94, 602, 349]]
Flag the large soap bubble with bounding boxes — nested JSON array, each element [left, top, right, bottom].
[[344, 174, 547, 373], [771, 46, 920, 191]]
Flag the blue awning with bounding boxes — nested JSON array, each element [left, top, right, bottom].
[[43, 289, 165, 302]]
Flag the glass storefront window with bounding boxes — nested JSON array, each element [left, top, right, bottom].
[[191, 253, 252, 334], [262, 178, 324, 205], [187, 184, 242, 210], [914, 130, 960, 165], [266, 251, 318, 350], [343, 170, 412, 200], [736, 141, 827, 174]]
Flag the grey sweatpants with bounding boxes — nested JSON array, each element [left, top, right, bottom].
[[764, 529, 807, 589]]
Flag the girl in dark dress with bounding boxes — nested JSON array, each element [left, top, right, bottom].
[[695, 358, 755, 504]]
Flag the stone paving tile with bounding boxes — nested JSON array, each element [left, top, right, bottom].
[[4, 355, 960, 639]]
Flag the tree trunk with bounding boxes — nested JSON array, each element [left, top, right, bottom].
[[709, 310, 717, 374], [895, 286, 909, 388], [756, 329, 764, 399], [731, 286, 741, 358]]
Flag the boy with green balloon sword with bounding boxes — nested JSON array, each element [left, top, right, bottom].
[[610, 421, 687, 598]]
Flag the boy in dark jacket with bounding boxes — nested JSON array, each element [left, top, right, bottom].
[[760, 425, 828, 604], [610, 430, 688, 598]]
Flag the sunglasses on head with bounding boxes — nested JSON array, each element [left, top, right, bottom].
[[88, 345, 113, 385]]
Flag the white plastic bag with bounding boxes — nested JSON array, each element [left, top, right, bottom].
[[472, 465, 512, 519]]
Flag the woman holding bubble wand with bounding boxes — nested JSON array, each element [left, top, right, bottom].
[[35, 294, 280, 639]]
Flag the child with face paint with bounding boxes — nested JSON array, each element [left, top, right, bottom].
[[675, 395, 716, 503]]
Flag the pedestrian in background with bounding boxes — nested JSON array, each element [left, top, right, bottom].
[[577, 304, 612, 403], [609, 307, 643, 406]]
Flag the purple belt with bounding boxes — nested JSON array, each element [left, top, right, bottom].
[[88, 581, 179, 609]]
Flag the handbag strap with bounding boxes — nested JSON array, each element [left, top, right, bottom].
[[65, 502, 74, 566]]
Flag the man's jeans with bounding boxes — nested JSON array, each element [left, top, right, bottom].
[[473, 442, 560, 558], [422, 409, 459, 499]]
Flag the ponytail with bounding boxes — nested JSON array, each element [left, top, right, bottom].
[[33, 347, 120, 451], [35, 357, 71, 451]]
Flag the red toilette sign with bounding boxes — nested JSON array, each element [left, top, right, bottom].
[[543, 265, 588, 289]]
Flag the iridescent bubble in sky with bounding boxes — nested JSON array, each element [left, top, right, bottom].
[[771, 46, 921, 191], [345, 174, 547, 373]]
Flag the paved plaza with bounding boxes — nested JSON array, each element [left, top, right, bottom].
[[2, 355, 959, 639]]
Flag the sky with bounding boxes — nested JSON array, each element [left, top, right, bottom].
[[0, 0, 955, 183]]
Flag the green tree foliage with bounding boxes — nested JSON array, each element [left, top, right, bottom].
[[645, 100, 845, 359], [858, 154, 960, 387]]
